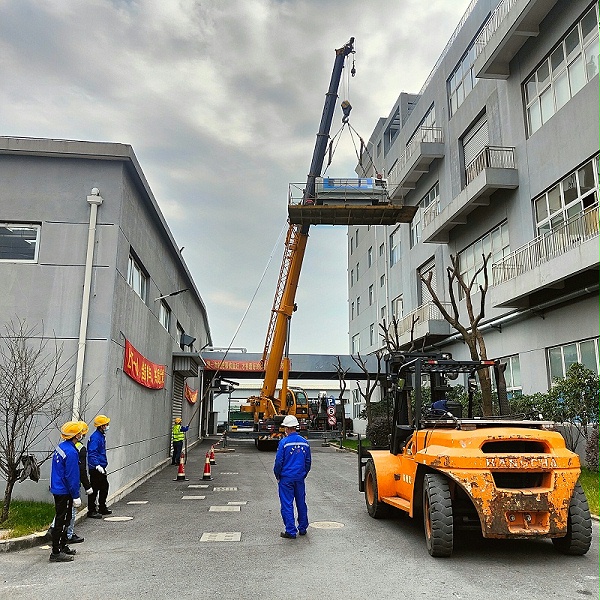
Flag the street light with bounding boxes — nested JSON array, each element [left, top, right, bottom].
[[153, 288, 189, 302]]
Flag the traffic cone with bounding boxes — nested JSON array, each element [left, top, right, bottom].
[[202, 451, 213, 481], [209, 445, 216, 465], [174, 451, 189, 481]]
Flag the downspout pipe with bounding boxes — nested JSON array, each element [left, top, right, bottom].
[[72, 188, 103, 420]]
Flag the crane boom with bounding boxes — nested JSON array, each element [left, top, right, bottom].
[[261, 38, 355, 402]]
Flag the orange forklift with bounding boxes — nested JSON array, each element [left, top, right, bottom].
[[358, 351, 592, 557]]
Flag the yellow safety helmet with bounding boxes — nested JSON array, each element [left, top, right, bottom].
[[61, 421, 85, 440], [174, 417, 182, 424], [93, 415, 110, 428], [78, 421, 89, 435]]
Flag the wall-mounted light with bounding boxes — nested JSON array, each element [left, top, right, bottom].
[[154, 288, 189, 302]]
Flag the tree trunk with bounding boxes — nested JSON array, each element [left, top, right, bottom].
[[1, 478, 15, 523]]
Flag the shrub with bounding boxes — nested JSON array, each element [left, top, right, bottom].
[[366, 417, 391, 448], [585, 426, 599, 472]]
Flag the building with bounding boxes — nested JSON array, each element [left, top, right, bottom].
[[349, 0, 599, 396], [0, 136, 212, 501]]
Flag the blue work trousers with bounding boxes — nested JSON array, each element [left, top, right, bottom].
[[278, 477, 308, 536]]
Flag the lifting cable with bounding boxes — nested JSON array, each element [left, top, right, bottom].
[[184, 220, 289, 429]]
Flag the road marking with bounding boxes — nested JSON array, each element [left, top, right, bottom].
[[200, 532, 241, 542], [127, 501, 148, 505], [187, 484, 209, 488], [227, 501, 247, 505], [213, 486, 238, 491], [182, 495, 206, 500], [209, 505, 241, 512], [309, 521, 344, 529], [219, 472, 239, 475], [103, 516, 133, 522]]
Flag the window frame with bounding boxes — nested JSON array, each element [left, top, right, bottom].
[[127, 253, 149, 303], [0, 223, 41, 263]]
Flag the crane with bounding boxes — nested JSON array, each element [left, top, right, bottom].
[[241, 38, 355, 449]]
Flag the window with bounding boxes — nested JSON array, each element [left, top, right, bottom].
[[384, 107, 401, 154], [356, 296, 361, 316], [501, 355, 522, 399], [351, 302, 355, 320], [368, 246, 373, 268], [448, 38, 479, 117], [380, 306, 386, 321], [355, 229, 359, 247], [380, 274, 385, 287], [356, 262, 360, 281], [379, 243, 384, 257], [350, 269, 354, 287], [407, 105, 436, 147], [368, 285, 374, 306], [127, 253, 148, 302], [548, 338, 599, 379], [159, 301, 171, 331], [389, 227, 401, 267], [0, 223, 40, 262], [392, 295, 403, 319], [525, 4, 599, 135], [369, 323, 375, 346], [352, 333, 360, 354], [176, 323, 185, 351], [411, 183, 439, 247], [350, 237, 354, 255], [534, 155, 599, 236], [458, 223, 509, 299]]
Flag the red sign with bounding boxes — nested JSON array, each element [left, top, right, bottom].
[[185, 383, 198, 404], [123, 339, 165, 389]]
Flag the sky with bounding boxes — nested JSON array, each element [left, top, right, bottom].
[[0, 0, 474, 355]]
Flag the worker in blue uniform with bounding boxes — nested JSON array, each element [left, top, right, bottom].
[[49, 421, 84, 562], [273, 415, 312, 539], [87, 414, 112, 518]]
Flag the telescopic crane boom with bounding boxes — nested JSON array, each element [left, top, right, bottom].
[[242, 38, 355, 446]]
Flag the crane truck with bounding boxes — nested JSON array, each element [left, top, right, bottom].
[[240, 38, 356, 450], [358, 350, 592, 557]]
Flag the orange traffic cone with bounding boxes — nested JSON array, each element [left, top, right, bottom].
[[202, 451, 213, 481], [209, 445, 216, 466], [174, 451, 189, 481]]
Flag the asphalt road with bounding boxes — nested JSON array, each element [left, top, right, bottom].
[[1, 438, 598, 600]]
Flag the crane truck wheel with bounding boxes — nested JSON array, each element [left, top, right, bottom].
[[364, 460, 391, 519], [423, 472, 453, 557], [551, 482, 592, 555]]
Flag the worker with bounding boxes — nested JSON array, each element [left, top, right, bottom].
[[47, 420, 93, 543], [87, 414, 112, 518], [49, 421, 84, 562], [273, 415, 312, 539], [171, 417, 189, 465]]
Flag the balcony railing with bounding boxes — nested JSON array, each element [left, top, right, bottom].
[[389, 126, 444, 184], [492, 205, 599, 285], [422, 197, 440, 228], [465, 146, 515, 185], [474, 0, 518, 57], [395, 301, 451, 337]]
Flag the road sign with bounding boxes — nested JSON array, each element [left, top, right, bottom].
[[328, 416, 337, 426]]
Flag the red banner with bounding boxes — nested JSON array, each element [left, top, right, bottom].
[[184, 383, 198, 404], [123, 339, 165, 389]]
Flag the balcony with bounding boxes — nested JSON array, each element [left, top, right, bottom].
[[491, 205, 599, 308], [423, 146, 518, 243], [388, 127, 445, 199], [474, 0, 560, 79], [394, 302, 452, 349]]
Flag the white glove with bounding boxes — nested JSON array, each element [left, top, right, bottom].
[[85, 488, 93, 495], [95, 465, 105, 474], [73, 498, 82, 508]]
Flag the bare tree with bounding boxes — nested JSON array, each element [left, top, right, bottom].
[[333, 357, 350, 441], [351, 351, 383, 426], [420, 253, 494, 416], [0, 319, 74, 522]]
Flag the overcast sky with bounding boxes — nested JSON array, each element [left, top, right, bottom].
[[0, 0, 473, 355]]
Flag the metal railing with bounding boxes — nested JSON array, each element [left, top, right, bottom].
[[465, 146, 515, 185], [389, 126, 444, 186], [422, 197, 441, 228], [475, 0, 519, 57], [492, 205, 599, 285], [395, 302, 451, 337]]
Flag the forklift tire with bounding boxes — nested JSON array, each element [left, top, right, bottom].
[[423, 472, 453, 557], [551, 482, 592, 555], [364, 460, 390, 519]]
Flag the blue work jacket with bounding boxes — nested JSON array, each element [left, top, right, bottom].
[[274, 431, 311, 481], [87, 428, 108, 469], [50, 439, 81, 499]]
